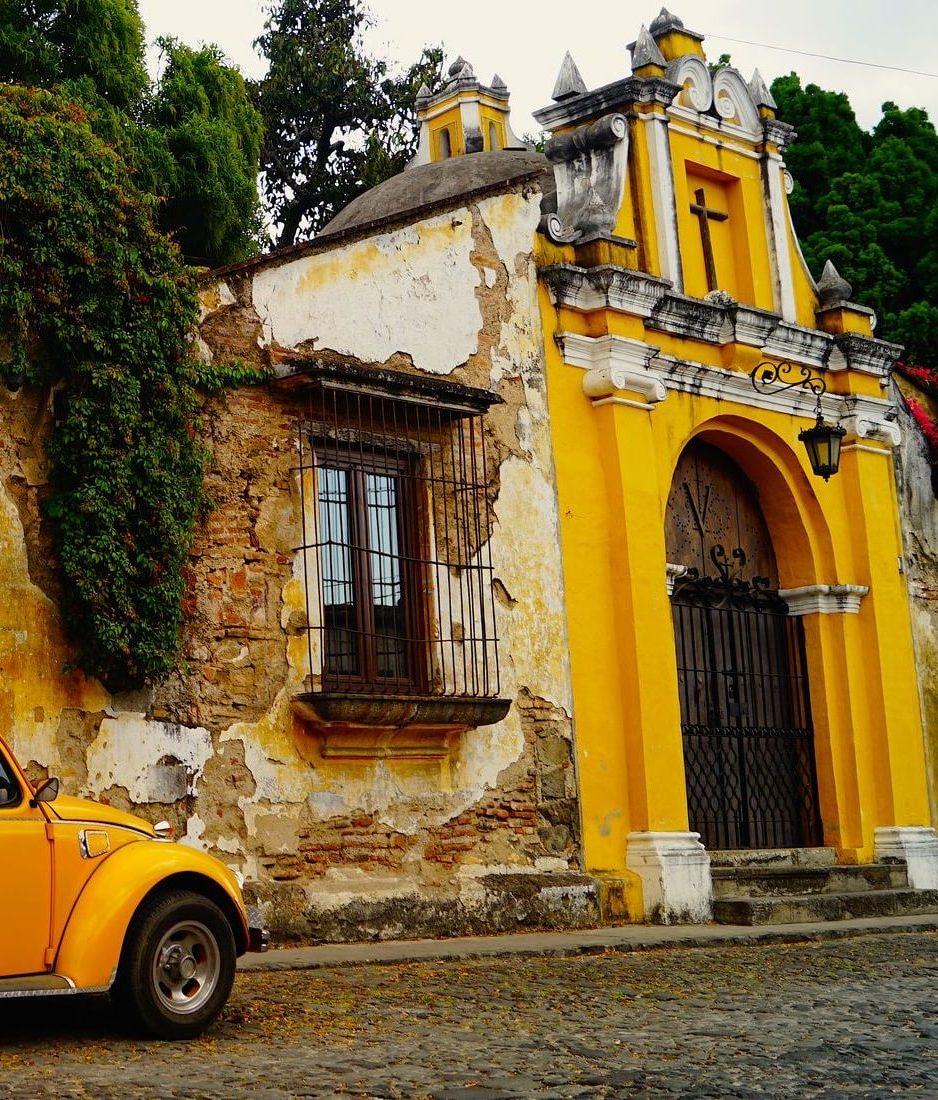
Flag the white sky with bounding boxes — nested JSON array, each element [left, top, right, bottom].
[[137, 1, 938, 134]]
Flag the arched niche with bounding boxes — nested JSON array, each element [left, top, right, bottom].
[[666, 439, 779, 585], [674, 416, 837, 590]]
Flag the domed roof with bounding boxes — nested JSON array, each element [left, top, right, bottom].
[[319, 150, 553, 239]]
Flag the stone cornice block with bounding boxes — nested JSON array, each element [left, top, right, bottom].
[[533, 76, 679, 129], [762, 117, 796, 149], [778, 584, 869, 616], [559, 331, 659, 372], [831, 332, 903, 379], [541, 263, 672, 316], [838, 393, 902, 446], [730, 304, 781, 347], [761, 321, 832, 370], [647, 292, 728, 343]]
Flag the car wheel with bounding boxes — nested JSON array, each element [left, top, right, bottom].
[[114, 889, 236, 1039]]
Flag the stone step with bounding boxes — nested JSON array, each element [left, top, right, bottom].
[[711, 863, 909, 899], [713, 888, 938, 926], [708, 847, 837, 870]]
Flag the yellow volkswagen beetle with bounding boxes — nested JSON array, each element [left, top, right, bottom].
[[0, 734, 267, 1038]]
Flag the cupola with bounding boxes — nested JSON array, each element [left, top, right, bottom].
[[409, 58, 527, 167]]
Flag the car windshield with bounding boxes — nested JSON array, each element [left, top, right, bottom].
[[0, 750, 20, 806]]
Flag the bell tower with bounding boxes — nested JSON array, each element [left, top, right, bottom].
[[409, 58, 527, 166]]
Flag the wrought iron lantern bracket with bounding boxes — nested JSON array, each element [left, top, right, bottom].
[[749, 360, 846, 481]]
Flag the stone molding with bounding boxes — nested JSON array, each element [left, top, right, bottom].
[[533, 76, 680, 130], [874, 826, 938, 891], [560, 333, 666, 409], [730, 304, 781, 348], [646, 292, 727, 343], [827, 332, 903, 380], [665, 563, 689, 595], [760, 320, 831, 370], [626, 831, 712, 924], [544, 269, 897, 382], [557, 333, 900, 447], [778, 584, 869, 616], [542, 264, 671, 317]]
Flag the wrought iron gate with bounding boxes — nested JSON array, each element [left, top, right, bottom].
[[672, 546, 822, 850]]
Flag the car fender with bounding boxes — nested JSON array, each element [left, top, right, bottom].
[[54, 840, 248, 990]]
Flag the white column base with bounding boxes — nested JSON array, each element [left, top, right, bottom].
[[874, 826, 938, 889], [626, 831, 712, 924]]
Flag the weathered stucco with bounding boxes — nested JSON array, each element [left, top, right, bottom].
[[895, 384, 938, 824], [0, 178, 594, 941], [0, 389, 108, 780], [250, 213, 482, 376]]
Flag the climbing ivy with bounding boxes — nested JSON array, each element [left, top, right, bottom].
[[0, 85, 262, 691]]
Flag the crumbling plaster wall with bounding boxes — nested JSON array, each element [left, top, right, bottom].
[[894, 382, 938, 825], [0, 182, 593, 940]]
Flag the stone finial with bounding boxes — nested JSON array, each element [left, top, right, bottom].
[[447, 55, 474, 81], [649, 7, 684, 35], [817, 260, 854, 306], [630, 25, 668, 71], [749, 69, 777, 111], [552, 51, 588, 102], [415, 82, 432, 107], [491, 73, 507, 92]]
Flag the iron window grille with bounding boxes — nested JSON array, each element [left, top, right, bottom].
[[296, 370, 502, 700]]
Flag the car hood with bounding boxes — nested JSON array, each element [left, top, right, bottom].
[[49, 794, 158, 836]]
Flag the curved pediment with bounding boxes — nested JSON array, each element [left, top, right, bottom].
[[712, 67, 762, 136], [666, 55, 712, 113], [665, 57, 762, 139]]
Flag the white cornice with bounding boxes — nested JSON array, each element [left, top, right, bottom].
[[562, 334, 667, 407], [557, 332, 902, 448], [543, 264, 671, 316], [778, 584, 869, 615], [543, 267, 896, 382]]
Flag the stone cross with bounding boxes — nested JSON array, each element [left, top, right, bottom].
[[689, 187, 728, 292]]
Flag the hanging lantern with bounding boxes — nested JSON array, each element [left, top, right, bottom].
[[798, 415, 846, 481]]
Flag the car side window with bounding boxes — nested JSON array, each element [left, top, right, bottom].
[[0, 753, 21, 807]]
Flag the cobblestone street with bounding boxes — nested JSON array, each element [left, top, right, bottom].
[[3, 931, 938, 1098]]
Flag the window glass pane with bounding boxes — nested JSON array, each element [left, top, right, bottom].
[[366, 472, 407, 680], [318, 466, 359, 676]]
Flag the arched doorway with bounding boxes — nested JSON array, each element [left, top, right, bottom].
[[666, 440, 822, 850]]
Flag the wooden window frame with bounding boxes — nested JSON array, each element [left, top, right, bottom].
[[315, 442, 429, 694]]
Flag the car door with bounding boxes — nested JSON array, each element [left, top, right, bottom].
[[0, 747, 53, 977]]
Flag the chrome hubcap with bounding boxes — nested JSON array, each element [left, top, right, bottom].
[[152, 920, 219, 1015]]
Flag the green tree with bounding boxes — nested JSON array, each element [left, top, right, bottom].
[[771, 73, 868, 240], [253, 0, 443, 245], [774, 75, 938, 367], [0, 0, 148, 109], [144, 38, 264, 265], [0, 0, 262, 267]]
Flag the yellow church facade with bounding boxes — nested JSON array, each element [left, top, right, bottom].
[[523, 10, 936, 920]]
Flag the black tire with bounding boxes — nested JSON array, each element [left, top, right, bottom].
[[113, 889, 236, 1039]]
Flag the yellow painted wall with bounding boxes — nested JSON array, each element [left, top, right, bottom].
[[538, 264, 929, 915]]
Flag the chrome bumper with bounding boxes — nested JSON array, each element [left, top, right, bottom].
[[246, 905, 270, 952]]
